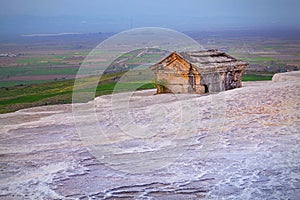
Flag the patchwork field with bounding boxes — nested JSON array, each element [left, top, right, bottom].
[[0, 30, 299, 113]]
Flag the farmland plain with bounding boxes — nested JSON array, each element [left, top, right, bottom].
[[0, 29, 299, 113]]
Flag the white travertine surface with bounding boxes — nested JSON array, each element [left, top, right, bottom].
[[0, 72, 299, 199]]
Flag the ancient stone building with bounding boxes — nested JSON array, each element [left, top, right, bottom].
[[150, 49, 248, 94]]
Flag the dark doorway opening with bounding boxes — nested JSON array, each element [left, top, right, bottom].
[[204, 84, 209, 93]]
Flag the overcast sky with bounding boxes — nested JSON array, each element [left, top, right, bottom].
[[1, 0, 300, 35]]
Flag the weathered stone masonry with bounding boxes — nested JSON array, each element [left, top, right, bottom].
[[150, 49, 248, 94]]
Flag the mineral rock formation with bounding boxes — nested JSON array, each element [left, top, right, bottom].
[[0, 72, 299, 199], [272, 70, 300, 82]]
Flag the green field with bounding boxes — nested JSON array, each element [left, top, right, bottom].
[[0, 67, 78, 78], [0, 80, 52, 87], [0, 72, 273, 114], [15, 53, 86, 66], [242, 74, 273, 81], [242, 57, 277, 62], [0, 72, 155, 114]]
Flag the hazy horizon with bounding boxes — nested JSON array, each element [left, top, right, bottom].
[[1, 0, 300, 37]]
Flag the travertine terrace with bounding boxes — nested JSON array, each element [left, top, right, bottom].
[[0, 72, 299, 199]]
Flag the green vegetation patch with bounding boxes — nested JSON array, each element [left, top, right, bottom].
[[242, 74, 273, 81], [0, 66, 79, 78], [0, 79, 74, 113], [0, 80, 51, 87], [16, 57, 68, 66], [0, 71, 155, 114], [241, 57, 277, 63]]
